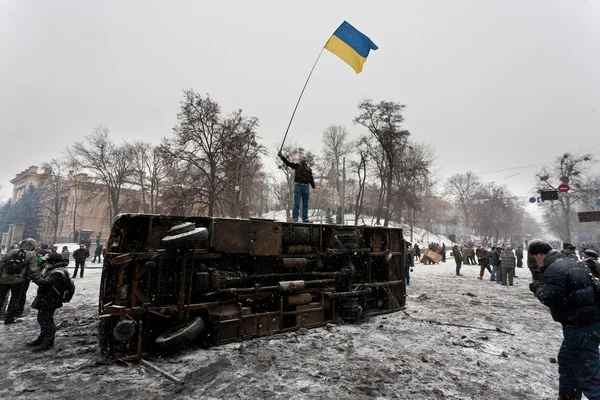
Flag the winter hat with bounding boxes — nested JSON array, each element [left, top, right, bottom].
[[583, 249, 598, 258], [47, 253, 63, 264], [527, 240, 552, 255]]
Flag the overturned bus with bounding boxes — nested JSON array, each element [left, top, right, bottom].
[[98, 214, 406, 358]]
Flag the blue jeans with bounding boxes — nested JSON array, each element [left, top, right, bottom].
[[558, 323, 600, 399], [491, 264, 501, 282], [455, 261, 462, 275], [292, 184, 310, 221]]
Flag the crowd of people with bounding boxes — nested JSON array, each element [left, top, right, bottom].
[[406, 237, 600, 398], [0, 238, 73, 351], [0, 236, 107, 351]]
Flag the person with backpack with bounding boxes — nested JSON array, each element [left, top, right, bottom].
[[28, 252, 73, 351], [0, 238, 39, 324], [278, 151, 317, 223], [72, 243, 89, 278]]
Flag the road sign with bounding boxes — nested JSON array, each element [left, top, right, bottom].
[[558, 183, 570, 193], [529, 197, 536, 203], [596, 199, 600, 208], [540, 190, 559, 201], [578, 211, 600, 222]]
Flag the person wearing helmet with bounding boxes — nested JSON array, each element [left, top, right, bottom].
[[527, 239, 600, 399], [277, 151, 317, 223], [0, 238, 39, 324]]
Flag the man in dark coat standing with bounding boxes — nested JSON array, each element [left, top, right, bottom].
[[28, 252, 70, 351], [72, 244, 89, 278], [278, 151, 317, 223], [528, 239, 600, 399]]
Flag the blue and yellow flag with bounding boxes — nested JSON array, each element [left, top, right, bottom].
[[324, 21, 378, 74]]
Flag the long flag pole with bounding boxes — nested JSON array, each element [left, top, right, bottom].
[[278, 47, 325, 153]]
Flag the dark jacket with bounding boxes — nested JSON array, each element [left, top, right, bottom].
[[31, 261, 70, 310], [478, 249, 490, 266], [489, 250, 501, 266], [73, 248, 89, 262], [94, 244, 103, 256], [452, 247, 463, 262], [533, 250, 600, 326], [280, 155, 316, 188], [501, 249, 516, 269], [515, 247, 523, 259]]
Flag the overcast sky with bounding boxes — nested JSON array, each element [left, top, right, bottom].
[[1, 0, 599, 205]]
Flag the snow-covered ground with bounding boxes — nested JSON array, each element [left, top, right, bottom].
[[0, 258, 563, 399]]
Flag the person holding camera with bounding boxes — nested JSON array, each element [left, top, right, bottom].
[[528, 239, 600, 399]]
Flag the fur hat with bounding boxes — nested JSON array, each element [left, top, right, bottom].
[[527, 240, 553, 255], [583, 249, 598, 258]]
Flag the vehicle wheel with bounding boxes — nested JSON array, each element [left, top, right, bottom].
[[155, 317, 204, 350]]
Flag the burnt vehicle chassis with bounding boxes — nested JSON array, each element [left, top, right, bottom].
[[99, 214, 406, 358]]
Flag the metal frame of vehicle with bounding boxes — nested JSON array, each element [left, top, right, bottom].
[[98, 214, 406, 358]]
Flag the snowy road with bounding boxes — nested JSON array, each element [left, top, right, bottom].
[[0, 259, 563, 399]]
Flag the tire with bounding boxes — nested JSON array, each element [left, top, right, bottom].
[[155, 317, 204, 350]]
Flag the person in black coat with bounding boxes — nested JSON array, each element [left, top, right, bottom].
[[72, 244, 89, 278], [528, 240, 600, 399], [92, 244, 103, 263], [28, 253, 70, 351]]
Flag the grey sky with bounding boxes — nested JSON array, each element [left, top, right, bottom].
[[1, 0, 599, 203]]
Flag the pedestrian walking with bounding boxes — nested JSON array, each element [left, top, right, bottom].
[[92, 244, 103, 264], [477, 247, 492, 280]]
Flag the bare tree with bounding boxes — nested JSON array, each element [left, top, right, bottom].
[[353, 152, 367, 225], [131, 141, 167, 213], [165, 90, 261, 216], [444, 171, 481, 228], [354, 99, 410, 226], [38, 158, 70, 243], [538, 153, 594, 242], [322, 125, 354, 197], [70, 126, 135, 226]]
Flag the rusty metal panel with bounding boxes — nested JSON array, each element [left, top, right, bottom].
[[249, 221, 282, 256], [297, 303, 323, 327], [217, 319, 240, 342], [212, 219, 250, 253], [242, 316, 258, 336], [258, 313, 281, 334]]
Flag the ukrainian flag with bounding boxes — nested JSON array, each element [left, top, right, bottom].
[[324, 21, 378, 74]]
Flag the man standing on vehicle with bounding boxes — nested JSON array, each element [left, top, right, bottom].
[[278, 151, 317, 223], [528, 239, 600, 399]]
